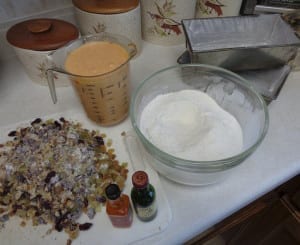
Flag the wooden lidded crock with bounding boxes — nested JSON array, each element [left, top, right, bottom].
[[6, 18, 79, 86], [72, 0, 142, 56]]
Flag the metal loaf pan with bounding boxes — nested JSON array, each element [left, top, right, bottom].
[[182, 14, 300, 71]]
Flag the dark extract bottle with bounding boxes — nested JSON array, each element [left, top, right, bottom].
[[131, 171, 157, 221], [105, 183, 133, 228]]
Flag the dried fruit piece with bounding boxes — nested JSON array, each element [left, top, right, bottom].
[[8, 131, 17, 137], [78, 223, 93, 231], [31, 118, 42, 125]]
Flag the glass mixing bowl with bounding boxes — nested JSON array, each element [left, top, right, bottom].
[[130, 64, 269, 185]]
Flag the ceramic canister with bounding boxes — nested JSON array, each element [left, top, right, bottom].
[[195, 0, 243, 18], [140, 0, 197, 46], [72, 0, 142, 56], [6, 18, 79, 86]]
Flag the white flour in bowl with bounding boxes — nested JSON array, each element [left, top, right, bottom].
[[140, 90, 243, 161]]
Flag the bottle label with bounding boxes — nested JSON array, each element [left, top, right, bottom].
[[109, 206, 133, 228], [136, 201, 157, 220]]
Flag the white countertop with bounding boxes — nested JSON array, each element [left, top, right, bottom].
[[0, 42, 300, 245]]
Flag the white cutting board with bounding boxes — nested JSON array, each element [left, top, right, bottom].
[[0, 110, 172, 245]]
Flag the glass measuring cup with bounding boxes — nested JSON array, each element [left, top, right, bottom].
[[46, 33, 137, 126]]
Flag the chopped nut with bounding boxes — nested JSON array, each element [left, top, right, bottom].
[[107, 139, 112, 147], [20, 220, 26, 227]]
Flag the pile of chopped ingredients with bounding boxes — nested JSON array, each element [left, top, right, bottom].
[[0, 117, 128, 243]]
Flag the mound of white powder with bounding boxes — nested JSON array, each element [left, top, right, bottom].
[[140, 90, 243, 161]]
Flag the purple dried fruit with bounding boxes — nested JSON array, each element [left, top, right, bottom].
[[96, 196, 106, 203], [31, 118, 42, 126], [17, 173, 26, 183], [94, 136, 104, 145], [8, 130, 17, 137], [41, 200, 52, 210], [54, 121, 62, 130], [83, 198, 89, 208], [77, 139, 85, 144], [78, 222, 93, 231], [0, 214, 9, 222], [44, 171, 56, 183], [55, 212, 70, 232]]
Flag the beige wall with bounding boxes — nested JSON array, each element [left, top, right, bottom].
[[0, 0, 72, 22]]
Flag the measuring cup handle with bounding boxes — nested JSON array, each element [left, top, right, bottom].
[[46, 69, 57, 104], [128, 43, 137, 59]]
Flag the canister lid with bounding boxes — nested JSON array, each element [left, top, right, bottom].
[[6, 18, 79, 51], [72, 0, 139, 14]]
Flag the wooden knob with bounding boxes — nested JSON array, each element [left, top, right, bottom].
[[27, 20, 52, 33]]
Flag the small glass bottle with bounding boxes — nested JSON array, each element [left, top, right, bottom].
[[105, 183, 133, 228], [131, 171, 157, 221]]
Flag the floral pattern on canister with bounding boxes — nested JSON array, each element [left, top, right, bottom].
[[37, 61, 48, 80], [197, 0, 226, 16], [37, 61, 57, 81], [91, 22, 107, 34], [147, 0, 182, 37]]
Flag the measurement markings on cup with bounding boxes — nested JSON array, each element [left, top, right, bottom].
[[100, 85, 118, 118], [118, 78, 128, 108], [83, 84, 103, 119]]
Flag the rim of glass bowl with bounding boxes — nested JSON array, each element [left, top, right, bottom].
[[130, 64, 269, 172]]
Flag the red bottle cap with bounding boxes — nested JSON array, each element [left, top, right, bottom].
[[132, 171, 149, 189]]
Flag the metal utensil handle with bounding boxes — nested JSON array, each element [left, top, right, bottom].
[[123, 131, 146, 171], [46, 69, 57, 104]]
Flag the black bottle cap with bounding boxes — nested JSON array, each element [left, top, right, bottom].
[[105, 184, 121, 200]]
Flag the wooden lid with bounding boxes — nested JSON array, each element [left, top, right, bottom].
[[6, 18, 79, 51], [72, 0, 139, 14]]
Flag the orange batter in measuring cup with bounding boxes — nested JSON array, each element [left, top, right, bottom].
[[46, 33, 136, 126], [65, 41, 131, 126], [65, 41, 129, 76]]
